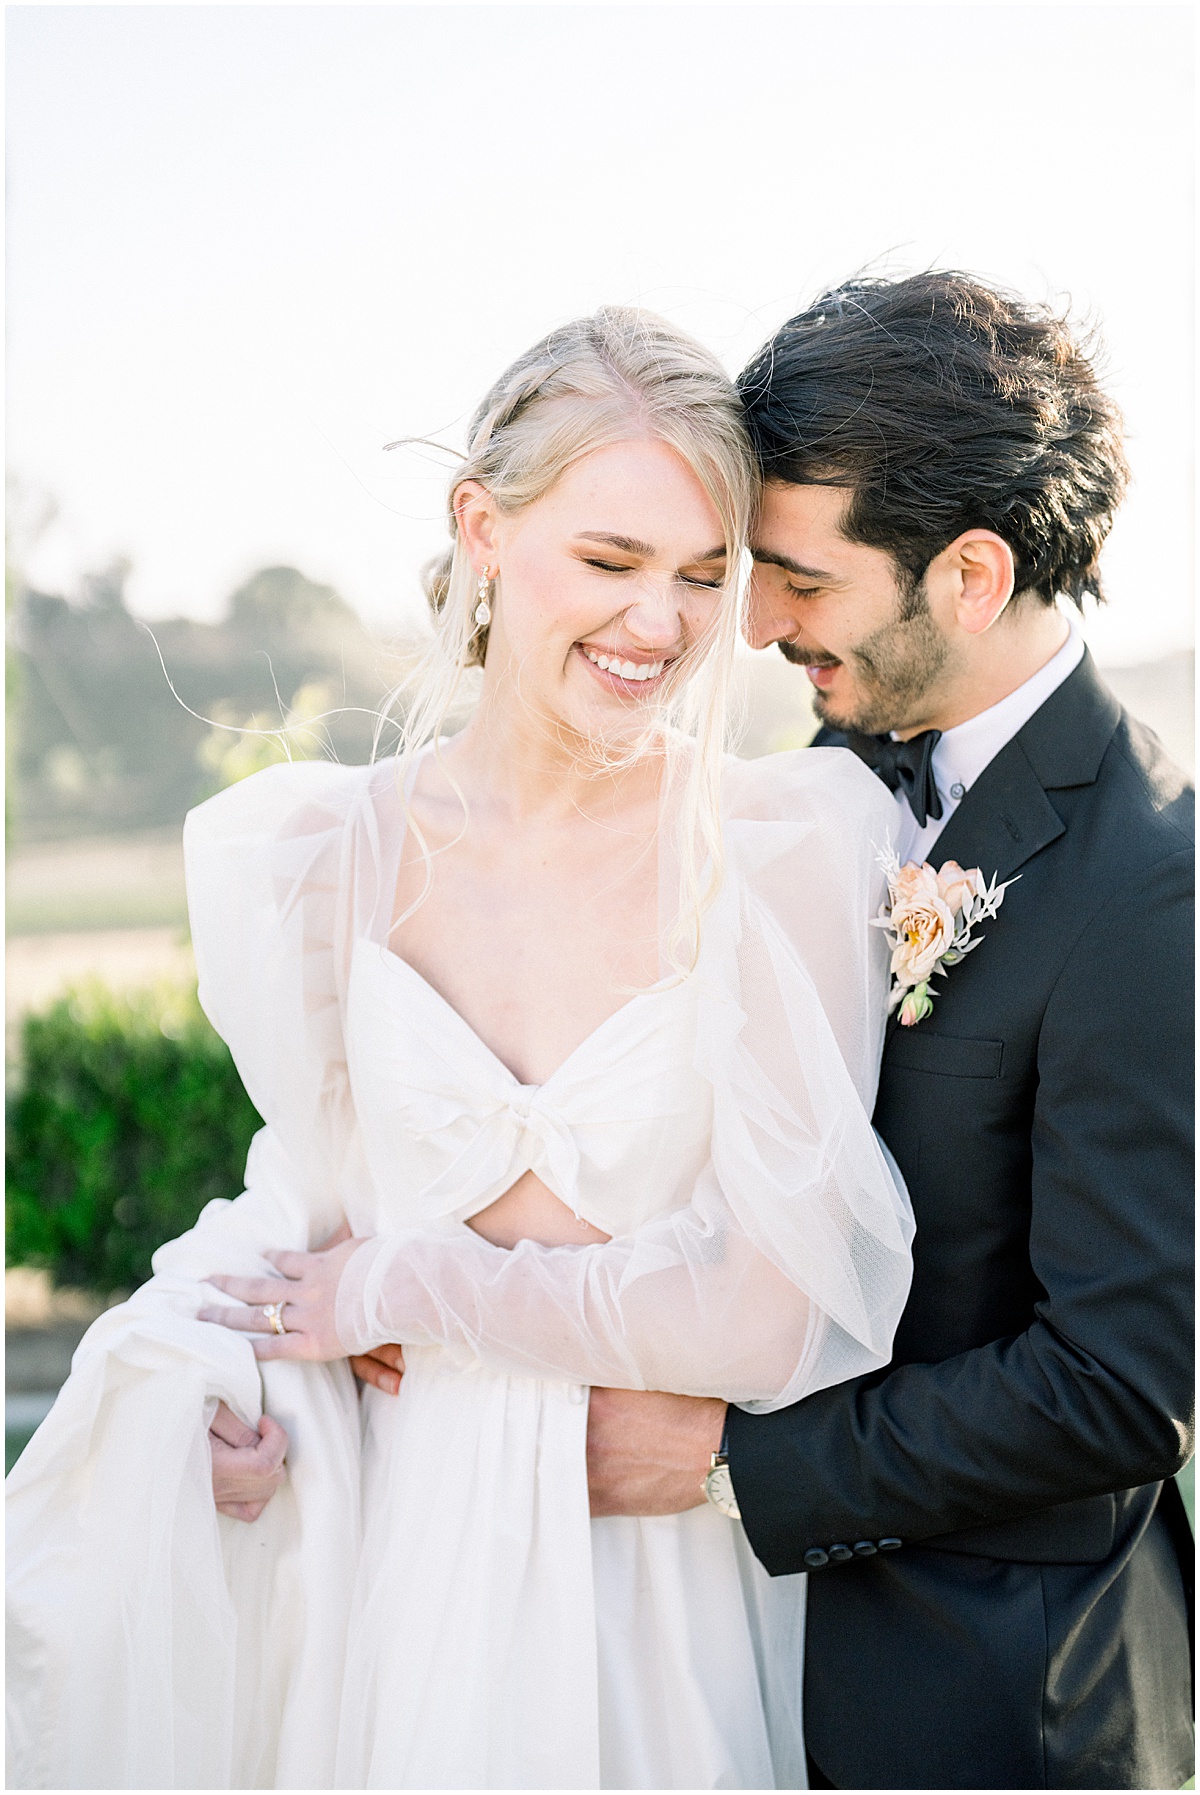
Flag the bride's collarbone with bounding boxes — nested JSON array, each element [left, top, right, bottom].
[[390, 825, 661, 1087], [393, 920, 659, 1087]]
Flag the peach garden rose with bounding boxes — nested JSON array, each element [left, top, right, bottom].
[[873, 847, 1017, 1026], [889, 881, 957, 986], [936, 860, 985, 916]]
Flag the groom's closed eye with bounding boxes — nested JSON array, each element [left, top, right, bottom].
[[752, 549, 837, 596]]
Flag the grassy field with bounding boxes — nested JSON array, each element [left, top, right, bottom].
[[5, 828, 189, 937]]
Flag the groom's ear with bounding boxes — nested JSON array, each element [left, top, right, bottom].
[[930, 529, 1016, 636]]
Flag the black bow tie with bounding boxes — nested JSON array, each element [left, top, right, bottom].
[[842, 729, 944, 829]]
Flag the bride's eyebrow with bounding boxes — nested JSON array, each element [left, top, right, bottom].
[[573, 532, 726, 562], [574, 532, 655, 555]]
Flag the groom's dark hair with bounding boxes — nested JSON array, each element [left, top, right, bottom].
[[737, 271, 1130, 607]]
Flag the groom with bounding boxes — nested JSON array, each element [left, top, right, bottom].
[[583, 272, 1195, 1790]]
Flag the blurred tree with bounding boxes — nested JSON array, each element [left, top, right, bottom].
[[6, 477, 61, 844], [196, 678, 339, 789], [10, 562, 391, 839], [227, 564, 357, 641]]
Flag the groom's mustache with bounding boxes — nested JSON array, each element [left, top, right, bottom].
[[777, 640, 842, 670]]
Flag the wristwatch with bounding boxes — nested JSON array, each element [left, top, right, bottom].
[[702, 1415, 741, 1520]]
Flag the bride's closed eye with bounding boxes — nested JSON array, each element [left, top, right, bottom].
[[581, 557, 637, 574], [579, 557, 722, 589]]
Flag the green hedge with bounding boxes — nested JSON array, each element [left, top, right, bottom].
[[6, 982, 261, 1293]]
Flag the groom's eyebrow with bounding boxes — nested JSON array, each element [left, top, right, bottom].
[[751, 547, 835, 580]]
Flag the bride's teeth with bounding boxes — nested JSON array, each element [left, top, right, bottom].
[[583, 648, 665, 681]]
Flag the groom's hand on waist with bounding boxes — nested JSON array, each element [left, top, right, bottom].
[[335, 1361, 727, 1516], [349, 1342, 406, 1395], [587, 1388, 726, 1517]]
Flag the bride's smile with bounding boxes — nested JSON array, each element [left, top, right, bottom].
[[577, 642, 670, 689]]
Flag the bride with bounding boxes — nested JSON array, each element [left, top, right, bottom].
[[7, 307, 913, 1790]]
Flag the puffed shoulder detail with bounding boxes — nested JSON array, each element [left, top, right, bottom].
[[720, 748, 895, 881], [722, 745, 892, 823], [183, 756, 379, 847], [182, 759, 388, 1193]]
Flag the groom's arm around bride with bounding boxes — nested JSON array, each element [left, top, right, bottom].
[[588, 273, 1194, 1792]]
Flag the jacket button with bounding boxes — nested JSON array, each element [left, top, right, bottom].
[[878, 1537, 902, 1551], [827, 1543, 854, 1563], [803, 1548, 829, 1569], [853, 1541, 877, 1557]]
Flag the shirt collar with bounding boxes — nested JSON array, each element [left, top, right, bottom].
[[929, 610, 1086, 801]]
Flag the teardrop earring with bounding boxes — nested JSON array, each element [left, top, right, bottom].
[[474, 568, 493, 629]]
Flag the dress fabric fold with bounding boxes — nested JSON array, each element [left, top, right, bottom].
[[6, 747, 913, 1790]]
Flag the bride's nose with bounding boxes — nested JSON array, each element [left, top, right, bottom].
[[621, 574, 694, 651]]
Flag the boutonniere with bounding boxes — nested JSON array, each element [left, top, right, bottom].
[[872, 846, 1018, 1027]]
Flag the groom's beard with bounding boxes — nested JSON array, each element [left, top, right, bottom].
[[780, 584, 951, 737]]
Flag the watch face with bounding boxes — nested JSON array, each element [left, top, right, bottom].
[[704, 1464, 741, 1521]]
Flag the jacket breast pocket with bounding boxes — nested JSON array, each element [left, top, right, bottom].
[[885, 1030, 1005, 1079]]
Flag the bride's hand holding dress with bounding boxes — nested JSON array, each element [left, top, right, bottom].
[[208, 1400, 289, 1520], [204, 1223, 372, 1521]]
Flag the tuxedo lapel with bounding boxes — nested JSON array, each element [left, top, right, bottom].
[[879, 745, 1061, 1048], [897, 649, 1122, 885], [924, 737, 1064, 888], [878, 652, 1123, 1045]]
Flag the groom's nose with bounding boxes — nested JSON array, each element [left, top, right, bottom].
[[743, 573, 801, 652]]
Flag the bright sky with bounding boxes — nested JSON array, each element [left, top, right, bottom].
[[7, 3, 1194, 665]]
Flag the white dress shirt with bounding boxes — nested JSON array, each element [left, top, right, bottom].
[[894, 611, 1086, 865]]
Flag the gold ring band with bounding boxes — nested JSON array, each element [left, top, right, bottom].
[[263, 1301, 286, 1336]]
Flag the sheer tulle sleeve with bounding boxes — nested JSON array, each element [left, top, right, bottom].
[[336, 749, 914, 1411]]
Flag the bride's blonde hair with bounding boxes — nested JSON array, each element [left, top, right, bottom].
[[381, 305, 758, 967]]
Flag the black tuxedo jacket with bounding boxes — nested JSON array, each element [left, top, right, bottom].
[[727, 653, 1195, 1790]]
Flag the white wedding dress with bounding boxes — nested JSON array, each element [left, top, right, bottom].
[[6, 746, 913, 1791]]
